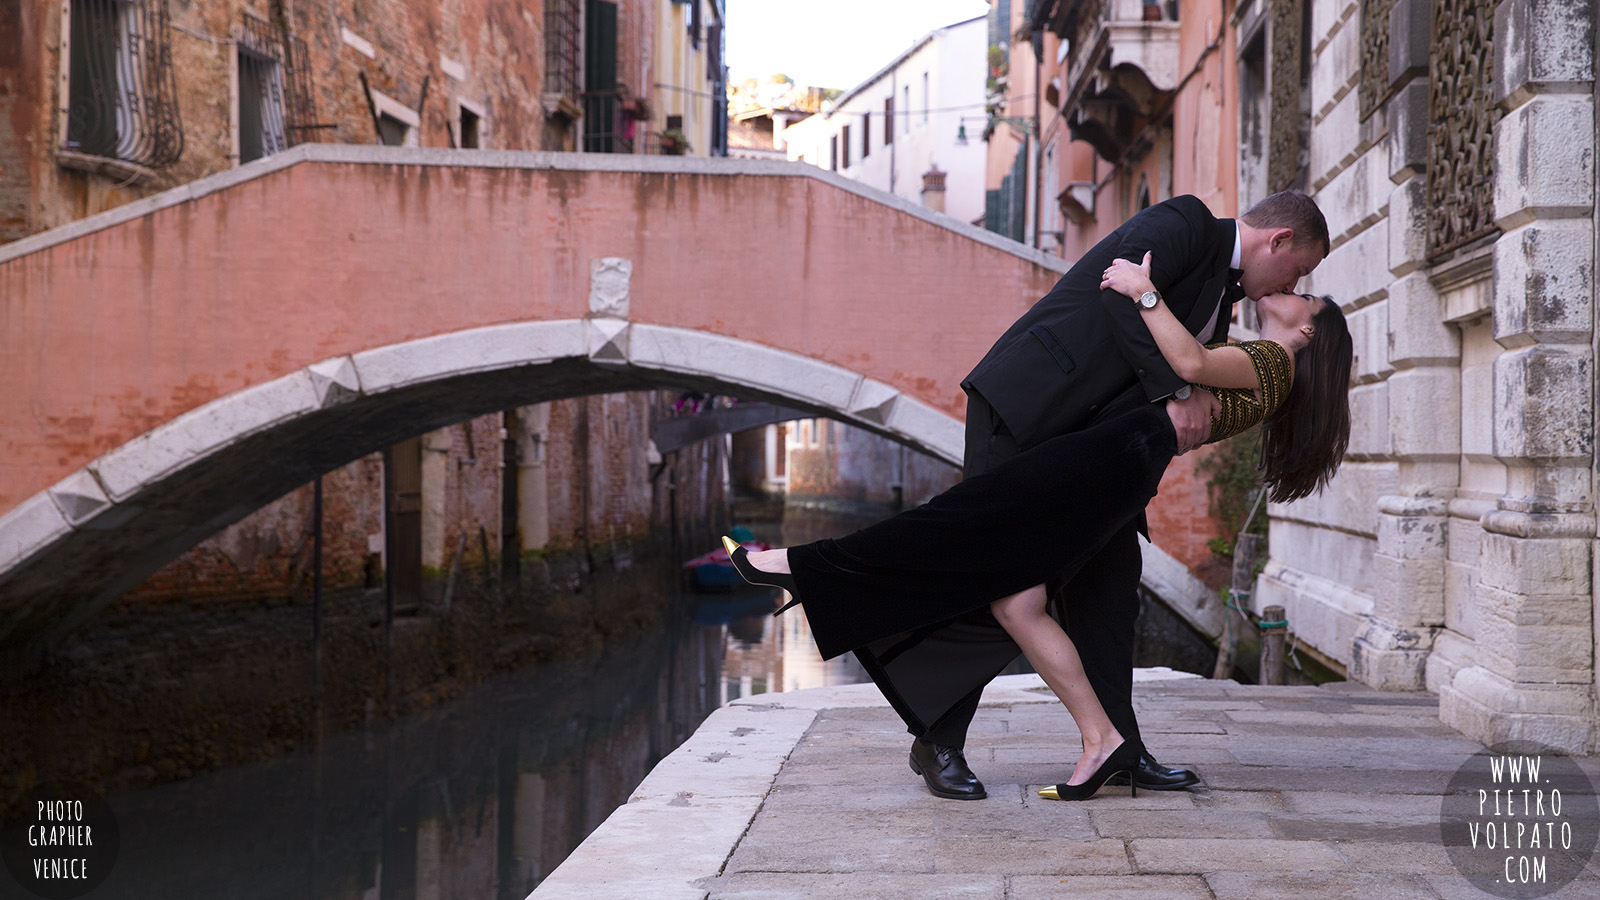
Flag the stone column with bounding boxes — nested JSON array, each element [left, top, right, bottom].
[[1352, 0, 1461, 690], [1438, 0, 1596, 752], [420, 427, 452, 570], [514, 404, 551, 552]]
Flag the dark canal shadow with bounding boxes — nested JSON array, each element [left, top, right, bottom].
[[1, 512, 886, 899]]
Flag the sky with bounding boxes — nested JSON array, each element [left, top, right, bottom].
[[724, 0, 993, 92]]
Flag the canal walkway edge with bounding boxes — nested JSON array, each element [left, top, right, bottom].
[[527, 670, 1201, 899]]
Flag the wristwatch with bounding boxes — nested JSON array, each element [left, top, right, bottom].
[[1173, 384, 1193, 400], [1137, 290, 1161, 309]]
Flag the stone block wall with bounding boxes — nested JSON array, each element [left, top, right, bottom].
[[1263, 0, 1599, 752]]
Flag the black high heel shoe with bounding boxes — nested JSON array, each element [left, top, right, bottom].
[[1037, 739, 1145, 801], [721, 536, 802, 615]]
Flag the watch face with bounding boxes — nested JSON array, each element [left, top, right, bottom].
[[1140, 291, 1159, 309]]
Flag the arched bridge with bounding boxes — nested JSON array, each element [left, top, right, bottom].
[[0, 145, 1068, 649]]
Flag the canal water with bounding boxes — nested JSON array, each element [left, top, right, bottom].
[[0, 509, 875, 900], [0, 495, 1240, 898]]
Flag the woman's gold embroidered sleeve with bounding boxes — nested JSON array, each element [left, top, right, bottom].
[[1202, 341, 1293, 444]]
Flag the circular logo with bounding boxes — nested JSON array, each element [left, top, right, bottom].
[[1440, 742, 1600, 898], [1, 781, 120, 899]]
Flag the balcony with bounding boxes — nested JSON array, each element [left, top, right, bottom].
[[1040, 0, 1181, 160]]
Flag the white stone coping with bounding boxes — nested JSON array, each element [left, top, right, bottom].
[[0, 144, 1070, 274], [1138, 536, 1226, 639], [0, 321, 965, 587], [527, 669, 1200, 899]]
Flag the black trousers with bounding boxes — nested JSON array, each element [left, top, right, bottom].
[[922, 392, 1145, 750], [785, 389, 1166, 750]]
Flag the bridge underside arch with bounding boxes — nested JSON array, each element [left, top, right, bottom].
[[0, 321, 964, 652]]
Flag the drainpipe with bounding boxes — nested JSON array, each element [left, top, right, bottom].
[[889, 67, 897, 196], [1032, 27, 1043, 249]]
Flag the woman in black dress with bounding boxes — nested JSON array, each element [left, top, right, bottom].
[[726, 253, 1354, 799]]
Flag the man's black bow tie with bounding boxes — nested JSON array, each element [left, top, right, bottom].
[[1228, 267, 1244, 282]]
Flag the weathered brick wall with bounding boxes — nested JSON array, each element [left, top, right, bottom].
[[127, 389, 728, 602], [1, 0, 670, 242], [1146, 447, 1231, 589]]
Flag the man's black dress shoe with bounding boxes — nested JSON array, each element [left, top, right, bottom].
[[1106, 750, 1200, 790], [909, 738, 987, 800]]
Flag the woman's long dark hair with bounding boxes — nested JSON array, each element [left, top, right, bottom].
[[1259, 295, 1353, 503]]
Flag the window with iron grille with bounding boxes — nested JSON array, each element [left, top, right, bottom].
[[64, 0, 183, 168], [236, 11, 325, 160], [238, 16, 288, 163], [545, 0, 583, 106]]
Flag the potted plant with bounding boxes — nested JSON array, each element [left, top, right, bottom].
[[659, 127, 690, 155]]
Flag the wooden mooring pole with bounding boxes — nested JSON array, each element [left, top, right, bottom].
[[1212, 532, 1263, 679], [1260, 604, 1288, 685]]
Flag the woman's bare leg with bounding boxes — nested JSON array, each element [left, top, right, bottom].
[[991, 585, 1125, 785]]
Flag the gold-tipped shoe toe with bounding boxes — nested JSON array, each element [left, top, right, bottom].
[[721, 535, 739, 555], [1037, 787, 1060, 801]]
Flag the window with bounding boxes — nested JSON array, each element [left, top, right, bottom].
[[922, 72, 929, 123], [376, 115, 408, 146], [368, 89, 420, 146], [861, 113, 870, 158], [689, 0, 702, 49], [237, 16, 288, 164], [583, 0, 623, 152], [455, 101, 484, 148], [903, 84, 910, 133], [841, 124, 850, 167], [64, 0, 183, 168], [544, 0, 582, 118], [830, 135, 838, 171], [884, 97, 894, 145]]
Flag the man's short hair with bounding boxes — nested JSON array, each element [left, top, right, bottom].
[[1241, 191, 1330, 257]]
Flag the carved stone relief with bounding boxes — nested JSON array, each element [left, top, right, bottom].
[[1425, 0, 1499, 260], [1359, 0, 1395, 122], [1267, 0, 1305, 192]]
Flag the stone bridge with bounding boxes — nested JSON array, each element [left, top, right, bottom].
[[0, 145, 1072, 651]]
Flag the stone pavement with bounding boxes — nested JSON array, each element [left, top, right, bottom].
[[530, 671, 1600, 900]]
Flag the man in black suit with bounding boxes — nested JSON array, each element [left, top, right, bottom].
[[906, 191, 1330, 800]]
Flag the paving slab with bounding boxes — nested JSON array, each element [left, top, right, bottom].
[[1009, 874, 1213, 899], [1207, 871, 1444, 899], [529, 671, 1600, 899], [1129, 836, 1350, 873]]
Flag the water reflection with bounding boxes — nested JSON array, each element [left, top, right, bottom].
[[0, 508, 888, 900], [719, 597, 868, 703], [7, 606, 724, 900]]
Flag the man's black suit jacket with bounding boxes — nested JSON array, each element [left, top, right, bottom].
[[963, 195, 1244, 449]]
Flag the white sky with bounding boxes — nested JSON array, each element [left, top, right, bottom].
[[725, 1, 993, 92]]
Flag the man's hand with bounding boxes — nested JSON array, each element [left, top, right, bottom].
[[1166, 390, 1221, 454]]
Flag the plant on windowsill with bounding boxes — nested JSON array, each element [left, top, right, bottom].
[[658, 127, 690, 155], [621, 94, 653, 122]]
